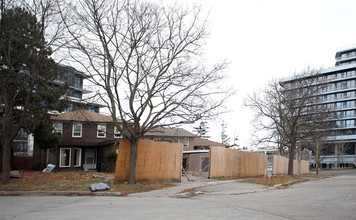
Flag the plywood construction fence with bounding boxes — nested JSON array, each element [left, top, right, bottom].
[[273, 155, 310, 175], [300, 160, 310, 174], [114, 139, 183, 183], [209, 147, 268, 178], [272, 155, 289, 175]]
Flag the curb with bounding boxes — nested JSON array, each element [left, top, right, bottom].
[[0, 190, 122, 197]]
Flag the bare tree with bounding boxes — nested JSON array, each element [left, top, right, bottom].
[[231, 133, 239, 149], [221, 121, 230, 145], [61, 0, 230, 184], [306, 123, 334, 175], [310, 140, 327, 175], [245, 67, 333, 175], [334, 141, 351, 169], [193, 121, 210, 139], [6, 0, 68, 55]]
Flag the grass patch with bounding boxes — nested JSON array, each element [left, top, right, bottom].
[[0, 179, 103, 191], [240, 174, 331, 187], [215, 176, 241, 181]]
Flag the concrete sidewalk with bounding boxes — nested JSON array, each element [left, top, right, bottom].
[[128, 174, 270, 198], [195, 181, 270, 196]]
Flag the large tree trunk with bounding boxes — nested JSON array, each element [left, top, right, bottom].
[[128, 138, 139, 185], [315, 146, 320, 175], [1, 139, 11, 183], [288, 147, 295, 175]]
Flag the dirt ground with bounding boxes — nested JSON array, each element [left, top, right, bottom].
[[10, 170, 114, 182]]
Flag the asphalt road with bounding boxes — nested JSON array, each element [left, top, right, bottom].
[[1, 169, 355, 220]]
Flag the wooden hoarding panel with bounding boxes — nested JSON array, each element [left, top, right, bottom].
[[209, 147, 268, 179], [114, 139, 182, 183], [273, 155, 310, 175]]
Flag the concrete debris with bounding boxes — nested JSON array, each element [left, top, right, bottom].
[[10, 170, 21, 178], [174, 192, 192, 198], [273, 184, 283, 188], [43, 164, 56, 172], [89, 183, 110, 192]]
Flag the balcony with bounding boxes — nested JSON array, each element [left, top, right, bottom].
[[335, 104, 356, 110], [335, 53, 356, 61]]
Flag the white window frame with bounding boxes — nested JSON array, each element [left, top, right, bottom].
[[173, 137, 180, 143], [59, 148, 71, 168], [74, 148, 82, 167], [97, 124, 106, 138], [53, 123, 63, 135], [114, 125, 123, 138], [183, 138, 189, 148], [72, 123, 82, 137]]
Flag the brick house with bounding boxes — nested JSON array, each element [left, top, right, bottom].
[[143, 127, 197, 151], [193, 137, 230, 150], [48, 111, 199, 171], [48, 110, 123, 170]]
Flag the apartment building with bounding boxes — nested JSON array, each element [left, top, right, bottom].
[[281, 45, 356, 168], [54, 65, 103, 113]]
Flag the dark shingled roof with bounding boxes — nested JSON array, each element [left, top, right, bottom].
[[50, 109, 122, 123], [194, 137, 229, 147], [145, 127, 196, 138]]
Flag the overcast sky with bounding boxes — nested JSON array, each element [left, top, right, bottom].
[[164, 0, 356, 148]]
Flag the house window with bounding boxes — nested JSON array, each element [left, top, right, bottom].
[[184, 138, 189, 148], [60, 148, 71, 167], [114, 125, 122, 138], [74, 148, 81, 167], [72, 123, 82, 137], [53, 123, 63, 135], [173, 137, 179, 143], [12, 129, 28, 154], [97, 124, 106, 138]]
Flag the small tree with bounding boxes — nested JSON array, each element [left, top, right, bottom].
[[306, 126, 334, 175], [193, 121, 210, 139], [0, 7, 67, 183], [334, 141, 350, 169], [221, 121, 230, 145], [231, 134, 239, 149], [62, 0, 230, 184]]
